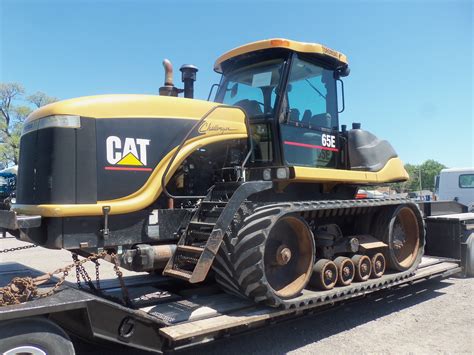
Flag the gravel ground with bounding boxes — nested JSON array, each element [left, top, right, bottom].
[[1, 236, 473, 354]]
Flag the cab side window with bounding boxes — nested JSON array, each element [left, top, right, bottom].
[[286, 58, 337, 129]]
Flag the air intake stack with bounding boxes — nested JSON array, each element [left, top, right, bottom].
[[180, 64, 198, 99]]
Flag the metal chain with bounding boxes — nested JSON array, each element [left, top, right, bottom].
[[0, 243, 37, 254], [94, 258, 101, 289], [111, 253, 132, 307], [0, 250, 112, 307], [72, 253, 97, 292]]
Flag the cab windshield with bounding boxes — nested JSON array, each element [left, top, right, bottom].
[[216, 59, 285, 118]]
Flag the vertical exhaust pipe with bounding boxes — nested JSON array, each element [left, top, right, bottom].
[[159, 59, 180, 97], [163, 59, 174, 86]]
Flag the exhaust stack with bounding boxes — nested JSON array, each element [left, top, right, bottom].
[[159, 59, 180, 97]]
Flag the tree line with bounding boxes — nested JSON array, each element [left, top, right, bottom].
[[0, 81, 447, 191], [392, 160, 446, 193]]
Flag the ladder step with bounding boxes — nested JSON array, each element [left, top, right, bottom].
[[200, 206, 225, 214], [189, 221, 216, 228], [201, 201, 228, 206], [177, 245, 204, 254], [163, 268, 192, 281], [188, 230, 212, 241]]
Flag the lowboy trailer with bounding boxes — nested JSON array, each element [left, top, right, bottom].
[[1, 38, 473, 353], [1, 202, 472, 354]]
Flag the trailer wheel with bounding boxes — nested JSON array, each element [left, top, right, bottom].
[[466, 233, 474, 277], [0, 317, 75, 355]]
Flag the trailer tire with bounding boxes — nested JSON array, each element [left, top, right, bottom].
[[0, 317, 75, 355], [466, 233, 474, 277]]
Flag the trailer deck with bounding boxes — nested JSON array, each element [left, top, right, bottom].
[[0, 255, 462, 353]]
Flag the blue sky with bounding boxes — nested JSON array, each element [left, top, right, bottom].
[[1, 0, 472, 167]]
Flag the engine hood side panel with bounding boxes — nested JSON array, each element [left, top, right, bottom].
[[14, 105, 248, 217], [96, 117, 196, 200]]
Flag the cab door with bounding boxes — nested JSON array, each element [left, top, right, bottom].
[[280, 55, 340, 169]]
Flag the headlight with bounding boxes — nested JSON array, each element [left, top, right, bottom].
[[263, 168, 272, 181], [22, 115, 81, 136]]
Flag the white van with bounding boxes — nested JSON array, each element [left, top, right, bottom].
[[435, 168, 474, 211]]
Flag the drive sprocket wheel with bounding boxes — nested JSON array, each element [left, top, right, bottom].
[[213, 207, 315, 307], [372, 204, 424, 272]]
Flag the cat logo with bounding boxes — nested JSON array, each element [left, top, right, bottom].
[[105, 136, 152, 171]]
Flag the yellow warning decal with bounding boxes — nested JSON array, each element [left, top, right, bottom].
[[117, 152, 144, 166]]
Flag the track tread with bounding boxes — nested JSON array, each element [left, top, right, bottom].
[[213, 198, 425, 309]]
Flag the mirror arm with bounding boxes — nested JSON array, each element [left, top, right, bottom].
[[207, 83, 220, 101]]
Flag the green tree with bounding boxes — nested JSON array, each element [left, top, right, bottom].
[[0, 83, 57, 166], [392, 160, 446, 193], [27, 91, 58, 108], [419, 159, 446, 191], [405, 163, 421, 192]]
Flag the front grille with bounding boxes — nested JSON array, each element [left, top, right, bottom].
[[17, 117, 97, 205]]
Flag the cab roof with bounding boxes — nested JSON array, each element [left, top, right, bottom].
[[214, 38, 348, 73]]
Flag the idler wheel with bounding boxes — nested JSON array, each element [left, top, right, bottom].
[[334, 257, 355, 286], [309, 259, 338, 290], [351, 254, 372, 282], [388, 206, 421, 270], [371, 253, 386, 278], [263, 216, 315, 299]]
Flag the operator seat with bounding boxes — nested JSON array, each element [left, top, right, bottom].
[[289, 108, 300, 123], [233, 99, 263, 117], [301, 109, 312, 124], [310, 113, 332, 129]]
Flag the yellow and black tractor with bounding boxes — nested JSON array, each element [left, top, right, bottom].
[[2, 39, 424, 308]]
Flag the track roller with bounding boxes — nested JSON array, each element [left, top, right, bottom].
[[334, 257, 355, 286], [370, 253, 386, 278], [309, 259, 338, 290], [352, 254, 371, 281]]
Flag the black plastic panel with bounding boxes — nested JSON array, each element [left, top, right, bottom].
[[347, 129, 397, 172], [17, 118, 97, 205], [76, 118, 98, 203], [17, 130, 38, 203]]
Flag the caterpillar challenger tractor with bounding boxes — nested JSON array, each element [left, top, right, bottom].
[[1, 39, 424, 308]]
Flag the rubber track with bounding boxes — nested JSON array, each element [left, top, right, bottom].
[[213, 197, 426, 309]]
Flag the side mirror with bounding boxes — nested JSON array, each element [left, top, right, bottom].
[[335, 65, 350, 79], [230, 83, 238, 98]]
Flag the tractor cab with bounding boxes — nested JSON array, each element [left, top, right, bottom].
[[214, 39, 350, 170]]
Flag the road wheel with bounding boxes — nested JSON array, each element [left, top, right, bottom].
[[371, 253, 386, 278], [0, 317, 75, 355], [334, 256, 355, 286], [352, 254, 372, 281], [309, 259, 338, 290]]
